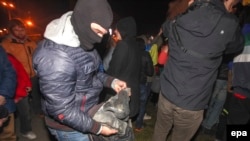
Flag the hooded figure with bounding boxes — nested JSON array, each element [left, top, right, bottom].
[[33, 0, 128, 140], [71, 0, 113, 50], [107, 17, 142, 118]]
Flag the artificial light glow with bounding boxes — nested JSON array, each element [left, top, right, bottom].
[[1, 1, 15, 8], [26, 21, 33, 26], [9, 3, 14, 8], [1, 2, 7, 6]]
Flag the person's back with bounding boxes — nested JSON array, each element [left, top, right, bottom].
[[160, 0, 244, 110], [152, 0, 244, 141]]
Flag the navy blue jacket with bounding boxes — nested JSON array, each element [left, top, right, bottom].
[[0, 46, 16, 113], [33, 39, 114, 134]]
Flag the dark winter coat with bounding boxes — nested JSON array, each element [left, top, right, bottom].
[[33, 39, 115, 134], [33, 0, 114, 134], [107, 17, 142, 117], [160, 0, 244, 110], [0, 46, 16, 113], [137, 38, 154, 84]]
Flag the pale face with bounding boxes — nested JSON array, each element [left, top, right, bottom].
[[90, 22, 108, 38]]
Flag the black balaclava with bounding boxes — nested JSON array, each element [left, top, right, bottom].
[[71, 0, 113, 50]]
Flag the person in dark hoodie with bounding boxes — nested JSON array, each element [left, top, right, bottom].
[[32, 0, 127, 140], [107, 17, 142, 118], [152, 0, 244, 141]]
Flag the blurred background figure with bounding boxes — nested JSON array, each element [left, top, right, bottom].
[[0, 47, 16, 141], [1, 18, 37, 140], [107, 16, 142, 119]]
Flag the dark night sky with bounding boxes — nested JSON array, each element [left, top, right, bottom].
[[0, 0, 169, 35]]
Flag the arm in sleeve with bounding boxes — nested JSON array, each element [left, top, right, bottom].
[[107, 41, 129, 77], [225, 24, 244, 55], [0, 47, 16, 98]]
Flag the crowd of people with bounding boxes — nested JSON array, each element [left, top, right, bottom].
[[0, 0, 249, 141]]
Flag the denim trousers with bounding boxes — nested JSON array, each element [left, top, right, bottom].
[[16, 96, 32, 134], [48, 128, 90, 141], [152, 94, 203, 141], [135, 83, 150, 128], [202, 79, 227, 129]]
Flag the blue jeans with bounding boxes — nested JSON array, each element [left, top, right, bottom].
[[135, 83, 150, 128], [202, 79, 227, 129], [48, 128, 90, 141]]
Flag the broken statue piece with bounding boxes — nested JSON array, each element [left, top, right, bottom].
[[89, 88, 134, 141]]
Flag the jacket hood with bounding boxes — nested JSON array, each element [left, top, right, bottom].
[[116, 17, 137, 39], [71, 0, 113, 50], [176, 0, 226, 37], [44, 11, 80, 47]]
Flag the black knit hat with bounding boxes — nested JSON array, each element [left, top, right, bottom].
[[71, 0, 113, 50], [0, 106, 9, 119]]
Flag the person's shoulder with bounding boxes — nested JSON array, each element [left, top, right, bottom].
[[0, 36, 12, 44], [222, 12, 239, 25], [0, 46, 7, 59]]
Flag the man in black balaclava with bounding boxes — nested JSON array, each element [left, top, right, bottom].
[[71, 0, 113, 50], [33, 0, 128, 140]]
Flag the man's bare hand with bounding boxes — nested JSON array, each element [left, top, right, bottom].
[[111, 79, 127, 93], [100, 125, 118, 136]]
